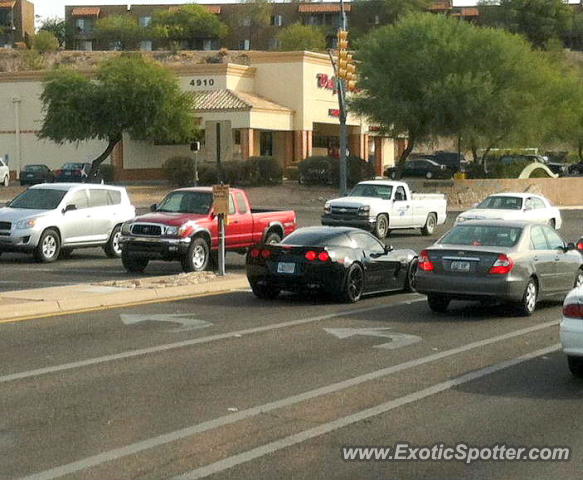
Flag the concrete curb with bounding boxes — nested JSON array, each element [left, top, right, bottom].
[[0, 274, 248, 323]]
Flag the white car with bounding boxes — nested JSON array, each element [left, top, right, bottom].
[[455, 193, 562, 229], [0, 158, 8, 187], [560, 282, 583, 377]]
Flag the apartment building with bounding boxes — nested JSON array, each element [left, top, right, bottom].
[[0, 0, 34, 47], [65, 1, 458, 52]]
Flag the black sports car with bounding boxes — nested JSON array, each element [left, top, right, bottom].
[[246, 226, 418, 303]]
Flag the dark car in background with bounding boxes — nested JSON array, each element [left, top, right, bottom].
[[386, 158, 452, 180], [415, 220, 583, 316], [497, 154, 568, 176], [19, 164, 55, 186], [54, 162, 103, 184], [246, 226, 418, 303]]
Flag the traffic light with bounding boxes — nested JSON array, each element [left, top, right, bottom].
[[337, 30, 357, 92]]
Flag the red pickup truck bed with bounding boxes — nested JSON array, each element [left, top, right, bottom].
[[119, 187, 297, 273]]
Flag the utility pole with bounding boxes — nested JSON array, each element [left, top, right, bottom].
[[331, 0, 356, 196]]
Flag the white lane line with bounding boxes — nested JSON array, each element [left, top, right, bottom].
[[172, 344, 561, 480], [0, 296, 424, 385], [19, 319, 559, 480]]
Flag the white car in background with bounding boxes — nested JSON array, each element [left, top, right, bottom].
[[455, 193, 562, 229], [0, 158, 8, 187], [560, 282, 583, 377]]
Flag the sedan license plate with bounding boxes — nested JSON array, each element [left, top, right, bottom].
[[277, 262, 296, 274], [26, 174, 33, 178], [450, 261, 470, 272]]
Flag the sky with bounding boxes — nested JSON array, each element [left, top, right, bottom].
[[30, 1, 583, 22]]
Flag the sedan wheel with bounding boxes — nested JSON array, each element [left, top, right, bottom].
[[568, 356, 583, 378], [548, 218, 556, 229], [340, 264, 364, 303], [517, 279, 537, 316], [425, 171, 433, 179]]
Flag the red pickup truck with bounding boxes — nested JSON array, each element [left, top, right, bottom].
[[119, 187, 297, 273]]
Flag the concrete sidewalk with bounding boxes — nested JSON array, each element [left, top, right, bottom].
[[0, 273, 249, 322]]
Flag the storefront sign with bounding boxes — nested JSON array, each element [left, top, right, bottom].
[[328, 109, 340, 118], [317, 73, 337, 92]]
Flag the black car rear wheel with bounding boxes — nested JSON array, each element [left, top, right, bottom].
[[427, 294, 449, 313], [404, 258, 418, 292], [250, 280, 280, 300], [568, 356, 583, 378], [339, 263, 364, 303]]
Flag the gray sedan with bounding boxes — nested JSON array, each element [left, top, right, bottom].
[[415, 220, 583, 316]]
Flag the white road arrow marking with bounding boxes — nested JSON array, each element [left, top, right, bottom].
[[120, 314, 212, 332], [324, 327, 421, 350]]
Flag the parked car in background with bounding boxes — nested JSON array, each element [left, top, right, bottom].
[[496, 154, 567, 176], [246, 226, 418, 303], [560, 284, 583, 377], [385, 158, 452, 180], [120, 187, 297, 274], [455, 193, 562, 229], [405, 151, 467, 173], [19, 164, 55, 186], [0, 158, 9, 187], [568, 161, 583, 176], [322, 181, 447, 239], [54, 162, 103, 184], [415, 220, 583, 316], [0, 184, 135, 262]]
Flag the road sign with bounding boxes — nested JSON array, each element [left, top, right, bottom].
[[212, 184, 230, 216], [324, 327, 422, 350]]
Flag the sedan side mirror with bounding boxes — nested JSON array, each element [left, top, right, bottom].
[[62, 204, 76, 214], [150, 203, 158, 212], [384, 244, 393, 254]]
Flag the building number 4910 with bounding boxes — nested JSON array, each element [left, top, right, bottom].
[[190, 79, 215, 87]]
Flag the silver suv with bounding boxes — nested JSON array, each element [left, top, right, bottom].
[[0, 183, 135, 262]]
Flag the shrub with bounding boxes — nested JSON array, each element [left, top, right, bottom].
[[298, 156, 335, 185], [163, 156, 196, 186], [197, 163, 218, 185], [32, 31, 59, 54], [284, 167, 299, 181], [100, 164, 115, 183], [347, 156, 374, 185], [247, 156, 283, 185]]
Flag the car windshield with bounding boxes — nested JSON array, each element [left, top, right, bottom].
[[282, 230, 351, 247], [349, 184, 393, 200], [156, 191, 212, 214], [9, 189, 67, 210], [63, 163, 84, 170], [440, 225, 523, 248], [477, 196, 523, 210]]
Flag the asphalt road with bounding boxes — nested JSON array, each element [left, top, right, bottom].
[[0, 209, 582, 292], [0, 284, 581, 479]]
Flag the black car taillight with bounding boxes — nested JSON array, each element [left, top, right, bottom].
[[305, 250, 330, 262]]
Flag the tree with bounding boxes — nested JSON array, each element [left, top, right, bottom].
[[351, 13, 558, 164], [277, 24, 326, 51], [32, 31, 59, 53], [350, 0, 431, 38], [39, 54, 197, 175], [38, 17, 66, 47], [478, 0, 573, 49], [94, 15, 145, 50], [151, 4, 228, 49]]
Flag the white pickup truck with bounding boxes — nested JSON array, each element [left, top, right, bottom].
[[321, 180, 447, 239]]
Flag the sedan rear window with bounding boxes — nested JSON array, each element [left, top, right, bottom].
[[477, 196, 522, 210], [9, 189, 67, 210], [440, 225, 523, 248], [282, 230, 352, 247]]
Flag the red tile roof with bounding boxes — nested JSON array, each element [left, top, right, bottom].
[[0, 1, 16, 8], [429, 1, 452, 11], [298, 4, 352, 13], [169, 5, 222, 14], [71, 7, 101, 17]]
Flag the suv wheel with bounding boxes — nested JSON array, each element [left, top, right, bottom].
[[104, 225, 122, 258], [121, 249, 149, 273], [34, 229, 60, 263], [181, 237, 210, 273]]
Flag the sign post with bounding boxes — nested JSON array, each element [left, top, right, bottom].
[[212, 184, 230, 276]]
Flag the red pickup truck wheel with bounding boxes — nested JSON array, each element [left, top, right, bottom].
[[181, 237, 210, 272]]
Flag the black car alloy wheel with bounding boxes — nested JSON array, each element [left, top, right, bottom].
[[341, 263, 364, 303]]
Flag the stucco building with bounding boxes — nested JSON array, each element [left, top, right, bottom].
[[0, 50, 399, 181], [0, 0, 34, 47]]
